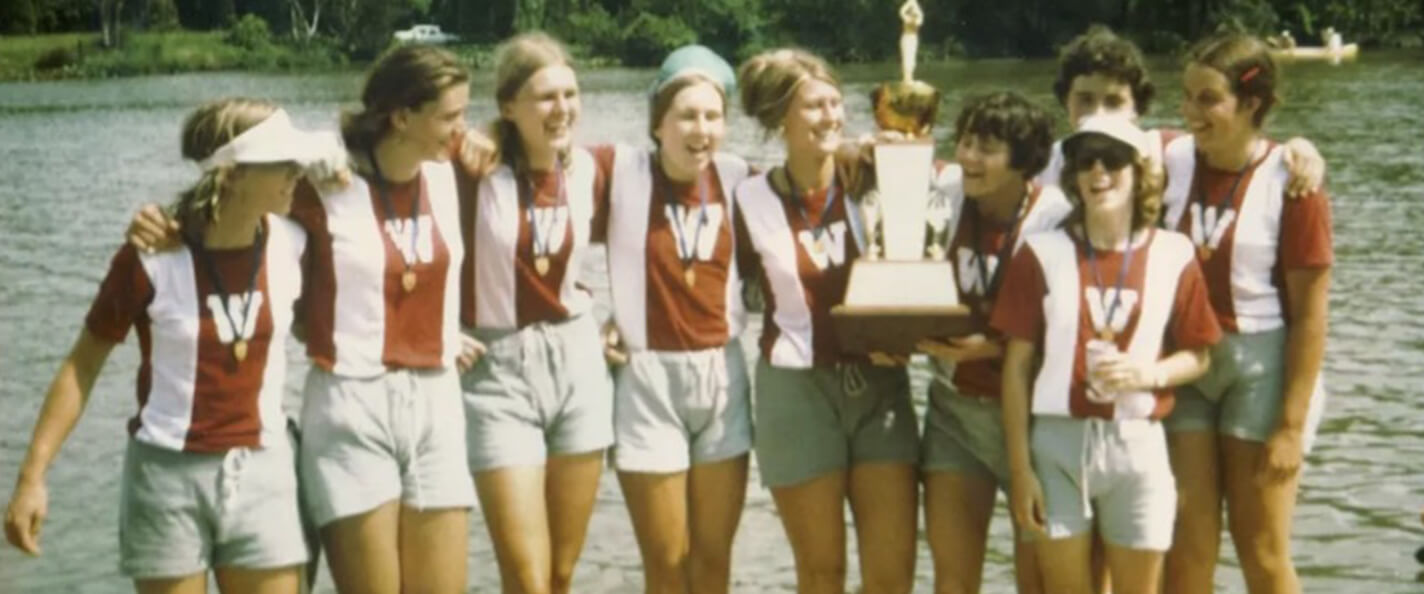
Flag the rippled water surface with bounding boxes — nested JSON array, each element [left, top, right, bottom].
[[1, 53, 1422, 592]]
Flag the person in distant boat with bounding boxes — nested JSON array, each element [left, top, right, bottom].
[[997, 114, 1222, 594], [4, 97, 325, 594], [1160, 33, 1333, 594]]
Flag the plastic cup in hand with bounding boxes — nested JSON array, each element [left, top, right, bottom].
[[1084, 339, 1120, 404]]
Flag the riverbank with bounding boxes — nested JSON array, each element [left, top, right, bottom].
[[0, 31, 348, 81]]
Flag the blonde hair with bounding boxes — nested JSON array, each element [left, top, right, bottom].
[[1059, 154, 1165, 231], [489, 32, 574, 173], [174, 98, 278, 234], [648, 72, 726, 145], [341, 45, 469, 155], [737, 48, 839, 136]]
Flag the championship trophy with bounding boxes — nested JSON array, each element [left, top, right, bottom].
[[832, 0, 972, 355]]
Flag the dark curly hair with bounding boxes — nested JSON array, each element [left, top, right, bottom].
[[1052, 25, 1155, 117], [953, 91, 1055, 178]]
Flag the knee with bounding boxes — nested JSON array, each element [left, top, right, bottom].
[[688, 547, 730, 579], [549, 562, 579, 594], [796, 560, 847, 591]]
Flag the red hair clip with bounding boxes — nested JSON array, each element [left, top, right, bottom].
[[1240, 66, 1262, 83]]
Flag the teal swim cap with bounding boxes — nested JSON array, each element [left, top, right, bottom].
[[650, 45, 737, 100]]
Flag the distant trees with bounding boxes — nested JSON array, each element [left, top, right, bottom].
[[10, 0, 1424, 59]]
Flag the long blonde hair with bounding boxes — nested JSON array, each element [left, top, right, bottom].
[[174, 98, 278, 234], [490, 32, 574, 174]]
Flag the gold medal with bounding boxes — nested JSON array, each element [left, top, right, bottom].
[[233, 339, 248, 363], [535, 256, 551, 276], [812, 239, 825, 255], [1097, 329, 1115, 342], [683, 267, 696, 287], [401, 269, 417, 292], [1196, 245, 1213, 262], [927, 243, 945, 260]]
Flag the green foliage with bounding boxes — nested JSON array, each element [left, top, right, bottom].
[[558, 4, 622, 59], [33, 45, 79, 70], [1, 0, 40, 34], [225, 14, 273, 51], [148, 0, 182, 32], [620, 13, 697, 66], [1210, 0, 1280, 35]]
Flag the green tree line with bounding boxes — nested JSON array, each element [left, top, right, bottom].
[[2, 0, 1421, 63]]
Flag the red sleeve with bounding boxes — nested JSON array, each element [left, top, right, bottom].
[[989, 246, 1048, 341], [1279, 187, 1333, 269], [589, 144, 617, 244], [84, 244, 153, 343], [1158, 127, 1184, 147], [1168, 260, 1222, 350]]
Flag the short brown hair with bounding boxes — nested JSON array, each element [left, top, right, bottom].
[[1185, 33, 1279, 128], [953, 92, 1055, 178], [341, 45, 469, 154], [1052, 26, 1156, 117], [737, 48, 839, 135]]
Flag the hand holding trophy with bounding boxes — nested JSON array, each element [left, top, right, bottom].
[[832, 0, 972, 355]]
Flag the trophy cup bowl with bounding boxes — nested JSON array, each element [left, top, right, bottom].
[[831, 81, 973, 356]]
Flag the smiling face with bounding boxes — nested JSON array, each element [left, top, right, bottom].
[[1069, 134, 1138, 217], [501, 64, 580, 164], [1180, 62, 1259, 157], [1066, 72, 1138, 125], [955, 132, 1023, 201], [781, 78, 844, 158], [396, 83, 469, 163], [654, 79, 726, 181]]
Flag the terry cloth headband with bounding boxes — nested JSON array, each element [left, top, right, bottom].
[[650, 45, 738, 101], [195, 109, 325, 172]]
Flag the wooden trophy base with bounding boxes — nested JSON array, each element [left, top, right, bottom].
[[831, 259, 975, 355]]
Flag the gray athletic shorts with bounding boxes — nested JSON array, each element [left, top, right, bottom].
[[299, 366, 476, 528], [921, 378, 1011, 486], [1032, 416, 1176, 552], [462, 314, 615, 472], [753, 360, 919, 488], [119, 436, 308, 578], [612, 340, 752, 473], [1164, 327, 1328, 452]]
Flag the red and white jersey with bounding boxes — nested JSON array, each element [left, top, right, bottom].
[[933, 175, 1072, 398], [1036, 128, 1178, 187], [461, 148, 599, 330], [84, 216, 306, 453], [732, 172, 868, 368], [1161, 136, 1334, 333], [291, 161, 464, 377], [991, 229, 1221, 420], [599, 144, 751, 351]]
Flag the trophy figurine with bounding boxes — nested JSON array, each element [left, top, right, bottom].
[[832, 0, 971, 355]]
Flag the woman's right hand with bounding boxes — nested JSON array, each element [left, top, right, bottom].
[[1009, 468, 1046, 535], [126, 203, 180, 253], [456, 333, 487, 374], [5, 479, 48, 556]]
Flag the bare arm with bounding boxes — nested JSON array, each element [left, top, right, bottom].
[[1002, 338, 1044, 532], [1261, 266, 1330, 481], [5, 329, 116, 555]]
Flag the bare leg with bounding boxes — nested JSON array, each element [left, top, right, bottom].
[[545, 450, 605, 594], [320, 500, 402, 594], [847, 462, 917, 594], [134, 574, 206, 594], [1034, 534, 1094, 594], [770, 471, 849, 594], [1220, 436, 1301, 594], [618, 470, 690, 594], [476, 467, 552, 594], [214, 565, 303, 594], [1164, 431, 1221, 594], [1103, 543, 1164, 594], [399, 507, 470, 593], [923, 470, 996, 594], [686, 455, 749, 594]]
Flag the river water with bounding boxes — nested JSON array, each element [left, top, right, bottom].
[[0, 52, 1421, 593]]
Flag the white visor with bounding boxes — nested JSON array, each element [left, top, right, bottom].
[[195, 109, 329, 171]]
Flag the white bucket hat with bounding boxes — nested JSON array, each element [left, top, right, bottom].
[[1063, 114, 1149, 158]]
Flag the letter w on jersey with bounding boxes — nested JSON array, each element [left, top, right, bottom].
[[1084, 287, 1140, 336], [797, 221, 849, 270], [205, 292, 264, 344], [664, 203, 725, 261], [384, 214, 437, 264], [955, 246, 999, 296], [1187, 203, 1235, 250]]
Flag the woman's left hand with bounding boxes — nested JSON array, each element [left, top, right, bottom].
[[1092, 356, 1161, 393], [917, 334, 999, 364], [1283, 137, 1325, 198], [1258, 427, 1304, 484], [456, 333, 487, 373]]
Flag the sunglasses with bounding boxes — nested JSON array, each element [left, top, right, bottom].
[[1067, 137, 1137, 172]]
